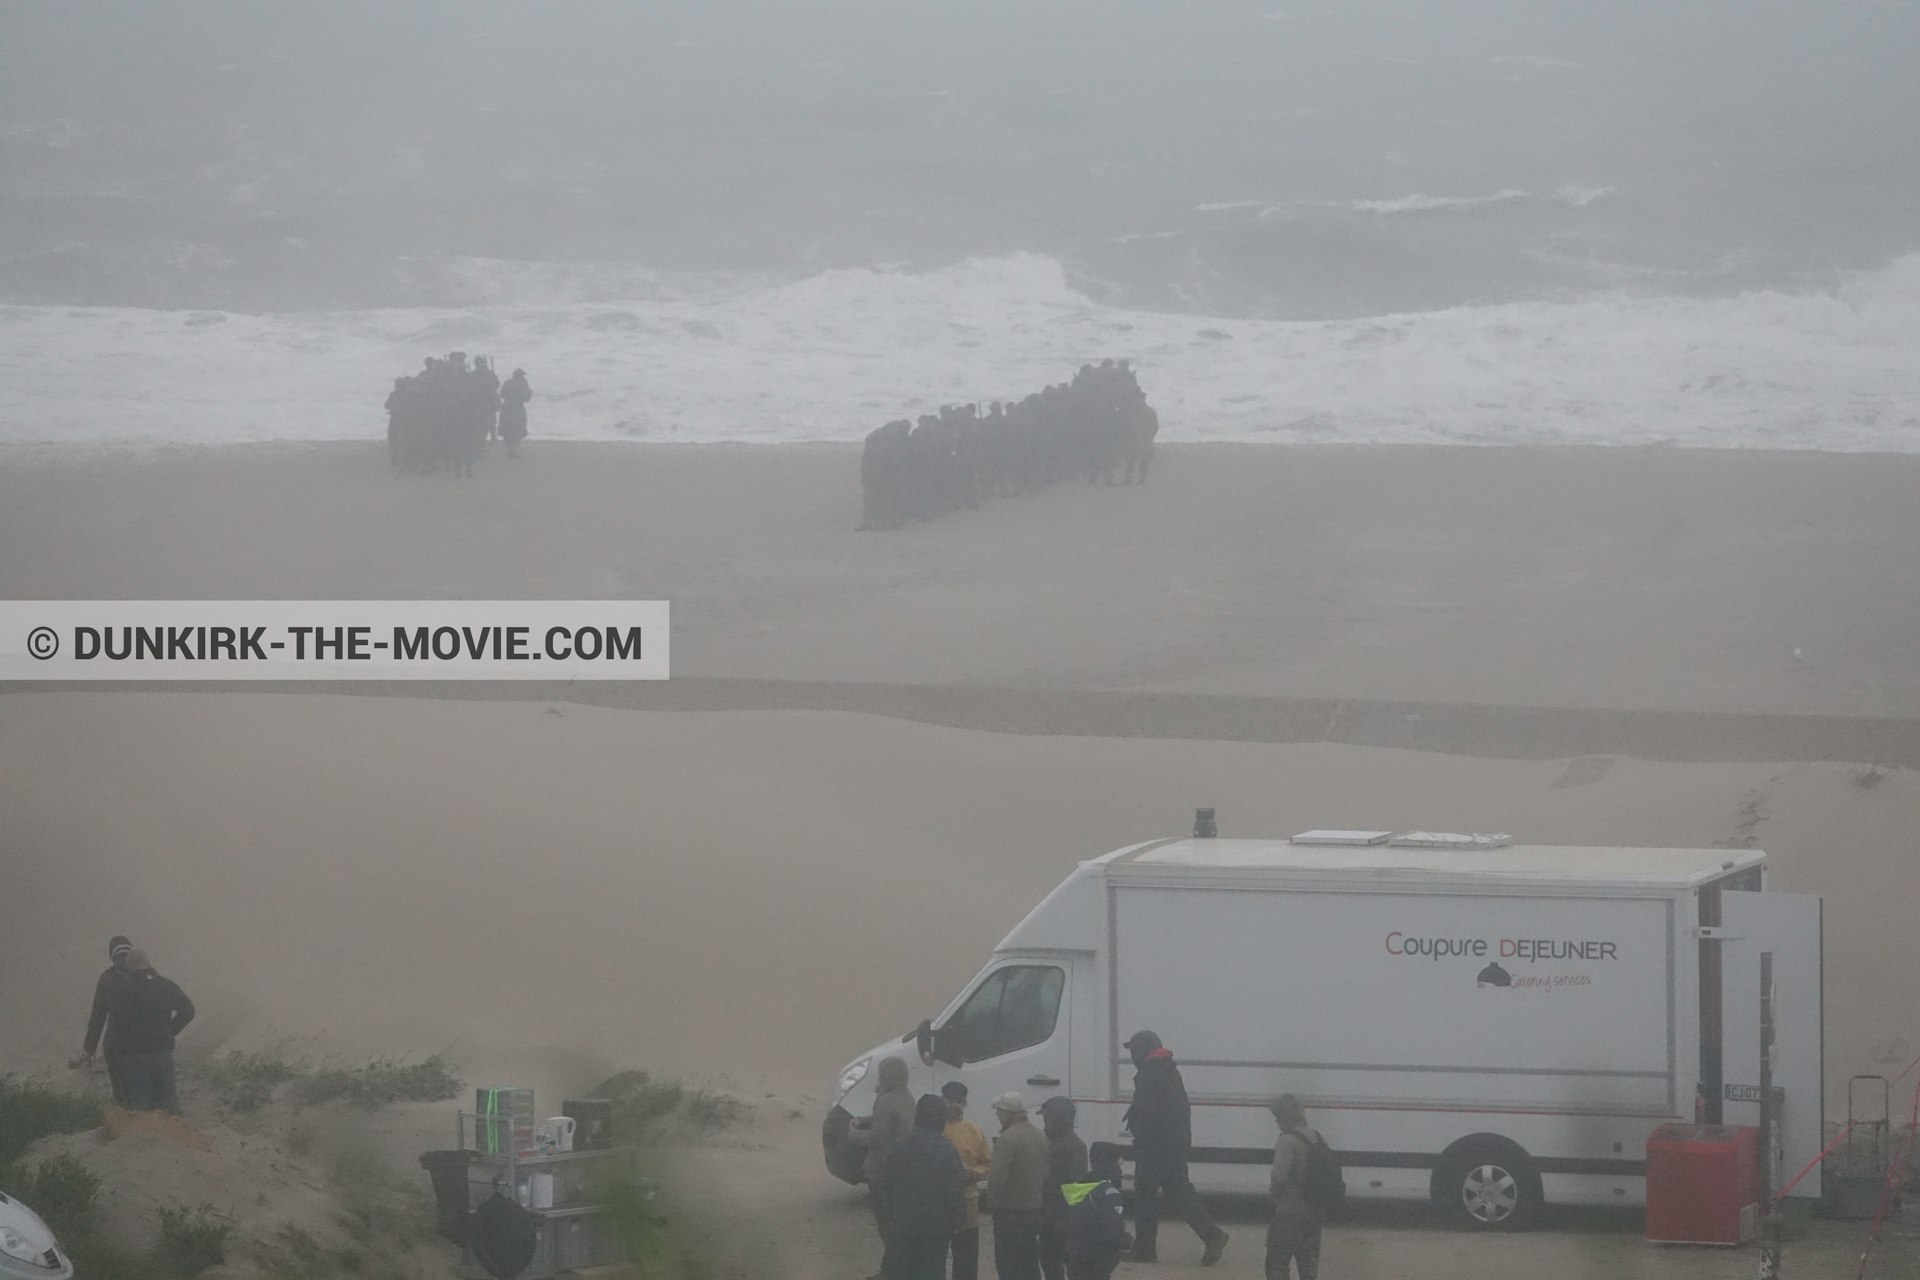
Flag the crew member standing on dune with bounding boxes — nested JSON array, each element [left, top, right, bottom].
[[499, 367, 533, 458], [1123, 1029, 1228, 1266], [113, 950, 195, 1115], [74, 935, 136, 1103]]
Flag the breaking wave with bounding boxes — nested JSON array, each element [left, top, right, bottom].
[[0, 252, 1915, 450]]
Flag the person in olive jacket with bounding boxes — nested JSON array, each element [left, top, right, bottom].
[[854, 1056, 918, 1272], [986, 1092, 1050, 1280], [1265, 1095, 1326, 1280]]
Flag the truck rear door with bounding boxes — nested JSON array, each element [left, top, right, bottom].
[[1718, 890, 1823, 1200]]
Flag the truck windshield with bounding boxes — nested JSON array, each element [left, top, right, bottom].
[[945, 965, 1064, 1062]]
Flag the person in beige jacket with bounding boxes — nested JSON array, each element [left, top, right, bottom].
[[987, 1092, 1050, 1280], [943, 1082, 993, 1280], [1265, 1095, 1324, 1280], [853, 1056, 917, 1273]]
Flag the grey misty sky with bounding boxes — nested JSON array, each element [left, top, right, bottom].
[[1, 1, 1914, 311]]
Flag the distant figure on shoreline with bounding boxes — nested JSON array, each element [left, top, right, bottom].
[[499, 368, 533, 458]]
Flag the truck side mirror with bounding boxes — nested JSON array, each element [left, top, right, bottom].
[[913, 1019, 935, 1064]]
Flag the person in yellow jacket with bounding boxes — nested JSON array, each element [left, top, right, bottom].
[[942, 1082, 992, 1280]]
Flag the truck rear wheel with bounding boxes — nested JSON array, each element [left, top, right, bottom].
[[1432, 1140, 1541, 1231]]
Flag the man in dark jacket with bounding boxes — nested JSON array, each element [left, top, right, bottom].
[[1038, 1096, 1088, 1280], [1122, 1030, 1227, 1265], [112, 951, 194, 1114], [880, 1094, 968, 1280], [1062, 1143, 1132, 1280], [75, 935, 135, 1103]]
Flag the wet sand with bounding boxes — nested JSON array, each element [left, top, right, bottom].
[[4, 441, 1920, 718]]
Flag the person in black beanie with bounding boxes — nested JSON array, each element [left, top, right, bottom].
[[1122, 1029, 1228, 1265], [75, 935, 135, 1103]]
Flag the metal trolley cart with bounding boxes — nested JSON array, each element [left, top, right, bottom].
[[422, 1106, 642, 1280]]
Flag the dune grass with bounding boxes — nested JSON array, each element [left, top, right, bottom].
[[0, 1075, 101, 1170]]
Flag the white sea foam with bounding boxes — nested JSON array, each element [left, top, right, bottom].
[[1204, 186, 1614, 220], [1, 252, 1916, 450], [1351, 188, 1532, 215]]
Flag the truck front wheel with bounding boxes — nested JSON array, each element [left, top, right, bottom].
[[1432, 1139, 1542, 1231], [822, 1105, 867, 1185]]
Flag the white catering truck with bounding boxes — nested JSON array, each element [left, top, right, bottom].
[[824, 830, 1823, 1228]]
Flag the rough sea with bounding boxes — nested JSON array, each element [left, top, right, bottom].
[[3, 1, 1916, 449], [3, 251, 1916, 449]]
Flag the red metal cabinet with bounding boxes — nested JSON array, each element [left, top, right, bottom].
[[1645, 1123, 1761, 1245]]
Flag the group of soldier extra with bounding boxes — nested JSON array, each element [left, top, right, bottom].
[[385, 353, 533, 475], [858, 360, 1160, 531]]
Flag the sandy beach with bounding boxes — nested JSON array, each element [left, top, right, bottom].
[[4, 440, 1918, 1276], [5, 442, 1920, 718]]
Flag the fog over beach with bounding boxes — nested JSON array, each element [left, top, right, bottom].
[[5, 2, 1920, 1276]]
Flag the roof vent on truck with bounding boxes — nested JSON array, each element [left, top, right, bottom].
[[1388, 831, 1511, 849], [1289, 830, 1513, 849]]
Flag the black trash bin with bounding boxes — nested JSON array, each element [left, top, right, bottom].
[[418, 1149, 474, 1245]]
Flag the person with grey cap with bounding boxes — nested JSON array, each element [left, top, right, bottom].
[[1121, 1029, 1228, 1265], [1037, 1096, 1087, 1280], [986, 1091, 1049, 1280], [1265, 1095, 1325, 1280], [74, 935, 136, 1103]]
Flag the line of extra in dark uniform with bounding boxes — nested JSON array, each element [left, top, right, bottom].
[[858, 360, 1159, 531]]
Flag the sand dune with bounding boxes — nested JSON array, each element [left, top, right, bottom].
[[4, 692, 1914, 1118]]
